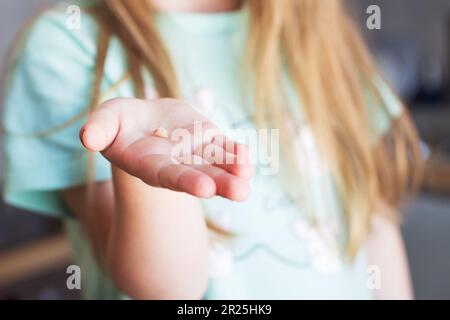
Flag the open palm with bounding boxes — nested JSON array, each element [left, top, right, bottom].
[[80, 98, 253, 201]]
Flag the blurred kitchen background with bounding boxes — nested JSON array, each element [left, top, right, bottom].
[[0, 0, 449, 300]]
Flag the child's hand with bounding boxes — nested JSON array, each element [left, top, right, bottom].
[[80, 98, 253, 201]]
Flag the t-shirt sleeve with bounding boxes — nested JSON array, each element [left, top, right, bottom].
[[2, 10, 112, 218]]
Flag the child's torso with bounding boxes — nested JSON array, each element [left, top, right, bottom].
[[66, 5, 372, 300]]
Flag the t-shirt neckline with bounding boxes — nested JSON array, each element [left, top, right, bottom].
[[155, 6, 248, 35]]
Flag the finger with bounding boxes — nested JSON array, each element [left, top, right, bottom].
[[198, 143, 254, 180], [160, 163, 217, 198], [211, 135, 254, 179], [179, 120, 219, 153], [186, 155, 251, 202], [80, 106, 120, 152], [212, 135, 251, 159], [138, 154, 216, 198]]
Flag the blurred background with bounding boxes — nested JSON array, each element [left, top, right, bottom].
[[0, 0, 449, 300]]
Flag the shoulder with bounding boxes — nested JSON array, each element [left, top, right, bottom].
[[13, 1, 129, 93], [3, 2, 107, 134], [18, 1, 101, 67]]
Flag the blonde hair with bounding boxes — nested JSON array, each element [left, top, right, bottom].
[[14, 0, 423, 258]]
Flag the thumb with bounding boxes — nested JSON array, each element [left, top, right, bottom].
[[80, 107, 120, 152]]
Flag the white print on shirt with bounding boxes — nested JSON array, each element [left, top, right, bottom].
[[208, 243, 234, 279], [208, 211, 234, 279], [292, 218, 343, 275], [215, 210, 234, 231], [194, 87, 216, 115]]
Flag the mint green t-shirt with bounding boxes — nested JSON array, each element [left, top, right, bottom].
[[2, 2, 402, 300]]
